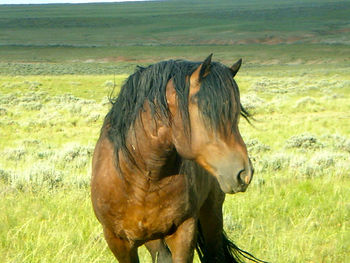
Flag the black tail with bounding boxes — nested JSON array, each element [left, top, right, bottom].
[[196, 222, 269, 263]]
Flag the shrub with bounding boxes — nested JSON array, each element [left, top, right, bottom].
[[0, 107, 8, 116], [323, 134, 350, 153], [294, 96, 324, 112], [19, 102, 43, 111], [295, 96, 316, 107], [70, 174, 90, 189], [4, 147, 27, 161], [28, 163, 64, 190], [0, 93, 17, 105], [249, 78, 294, 94], [0, 168, 12, 183], [104, 80, 115, 88], [20, 91, 48, 103], [285, 133, 324, 150], [37, 149, 56, 159], [100, 96, 111, 106], [8, 163, 63, 191], [22, 139, 41, 146], [241, 94, 265, 113], [246, 139, 271, 154], [289, 152, 348, 177], [257, 153, 290, 172], [86, 113, 101, 123], [67, 104, 82, 114], [52, 94, 81, 104], [56, 143, 94, 168], [25, 81, 42, 90], [289, 155, 307, 170], [310, 152, 335, 168], [301, 153, 334, 177], [36, 112, 62, 127]]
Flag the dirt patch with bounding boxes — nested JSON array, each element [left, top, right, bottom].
[[236, 35, 309, 45], [335, 27, 350, 33], [325, 27, 350, 35], [287, 59, 303, 65], [72, 57, 157, 64], [260, 59, 281, 65], [306, 60, 325, 65]]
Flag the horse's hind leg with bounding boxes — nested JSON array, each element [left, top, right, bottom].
[[145, 239, 172, 263], [103, 227, 139, 263], [198, 187, 226, 262]]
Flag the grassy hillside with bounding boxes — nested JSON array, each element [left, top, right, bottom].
[[1, 0, 350, 46], [0, 0, 350, 76]]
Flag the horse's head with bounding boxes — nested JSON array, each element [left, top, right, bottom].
[[167, 55, 253, 194]]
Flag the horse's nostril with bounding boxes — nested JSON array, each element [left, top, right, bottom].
[[237, 169, 247, 185], [238, 168, 252, 185]]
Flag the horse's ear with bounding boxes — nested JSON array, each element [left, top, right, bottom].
[[190, 54, 213, 84], [199, 53, 213, 79], [230, 58, 242, 77]]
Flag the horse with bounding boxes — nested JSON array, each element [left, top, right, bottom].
[[91, 54, 267, 263]]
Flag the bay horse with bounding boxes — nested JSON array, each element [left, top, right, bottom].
[[91, 55, 267, 263]]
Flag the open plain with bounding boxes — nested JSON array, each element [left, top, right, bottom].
[[0, 0, 349, 262]]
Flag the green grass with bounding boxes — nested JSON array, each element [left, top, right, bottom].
[[1, 67, 349, 262]]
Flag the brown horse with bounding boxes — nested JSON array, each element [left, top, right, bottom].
[[91, 55, 267, 263]]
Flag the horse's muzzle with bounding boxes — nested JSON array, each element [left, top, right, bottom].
[[217, 160, 254, 194]]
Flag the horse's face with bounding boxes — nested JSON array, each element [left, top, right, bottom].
[[189, 110, 253, 194], [168, 55, 253, 194]]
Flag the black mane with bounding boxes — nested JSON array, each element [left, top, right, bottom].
[[104, 59, 249, 166]]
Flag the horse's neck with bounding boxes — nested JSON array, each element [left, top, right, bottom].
[[123, 115, 179, 181]]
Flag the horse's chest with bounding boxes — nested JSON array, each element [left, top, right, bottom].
[[118, 204, 185, 240], [115, 178, 192, 241]]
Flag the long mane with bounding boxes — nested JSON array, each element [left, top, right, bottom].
[[103, 59, 249, 166]]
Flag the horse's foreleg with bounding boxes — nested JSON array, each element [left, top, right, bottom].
[[197, 187, 226, 262], [165, 217, 197, 263], [198, 203, 225, 261], [145, 239, 172, 263], [103, 227, 139, 263]]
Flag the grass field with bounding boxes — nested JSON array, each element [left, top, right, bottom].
[[1, 0, 350, 262], [1, 68, 349, 262]]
